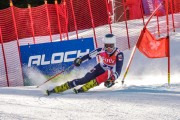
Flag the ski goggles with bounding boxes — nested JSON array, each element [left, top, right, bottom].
[[104, 44, 114, 49]]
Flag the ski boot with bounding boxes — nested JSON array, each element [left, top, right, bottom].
[[73, 79, 98, 94], [45, 82, 70, 96], [54, 82, 70, 93]]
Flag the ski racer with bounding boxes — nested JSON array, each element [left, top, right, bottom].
[[46, 34, 124, 95]]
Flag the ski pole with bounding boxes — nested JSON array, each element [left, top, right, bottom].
[[121, 46, 136, 85], [36, 64, 74, 88]]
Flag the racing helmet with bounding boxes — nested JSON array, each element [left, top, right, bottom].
[[102, 34, 116, 49]]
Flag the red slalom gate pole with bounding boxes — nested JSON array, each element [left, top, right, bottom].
[[121, 3, 163, 85], [165, 0, 171, 86]]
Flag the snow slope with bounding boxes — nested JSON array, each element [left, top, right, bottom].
[[0, 27, 180, 120], [1, 83, 180, 120]]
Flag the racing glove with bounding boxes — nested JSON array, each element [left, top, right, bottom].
[[104, 74, 116, 88], [74, 58, 82, 67]]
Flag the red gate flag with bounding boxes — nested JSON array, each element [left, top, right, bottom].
[[136, 28, 169, 58]]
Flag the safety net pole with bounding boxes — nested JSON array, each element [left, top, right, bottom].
[[105, 0, 112, 34], [170, 0, 175, 32], [155, 0, 160, 37], [10, 0, 24, 85], [63, 0, 69, 40], [140, 0, 145, 25], [70, 0, 79, 39], [122, 0, 130, 49], [45, 0, 52, 42], [87, 0, 98, 48], [55, 0, 62, 41], [28, 4, 36, 44], [0, 27, 9, 87]]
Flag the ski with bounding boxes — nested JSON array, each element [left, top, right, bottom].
[[45, 89, 55, 96], [73, 89, 78, 94]]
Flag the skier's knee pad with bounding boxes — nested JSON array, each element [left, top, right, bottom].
[[96, 70, 112, 84]]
